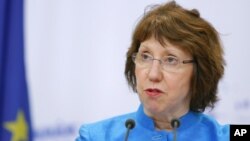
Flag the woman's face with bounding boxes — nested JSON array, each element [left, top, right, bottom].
[[135, 36, 194, 118]]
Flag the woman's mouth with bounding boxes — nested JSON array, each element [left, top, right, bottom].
[[145, 88, 163, 97]]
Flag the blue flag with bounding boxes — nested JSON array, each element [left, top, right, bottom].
[[0, 0, 33, 141]]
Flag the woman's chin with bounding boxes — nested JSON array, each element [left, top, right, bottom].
[[144, 103, 163, 115]]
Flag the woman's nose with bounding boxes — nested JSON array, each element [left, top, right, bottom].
[[148, 60, 163, 82]]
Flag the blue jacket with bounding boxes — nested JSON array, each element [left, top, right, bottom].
[[76, 105, 229, 141]]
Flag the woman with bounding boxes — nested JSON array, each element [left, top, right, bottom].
[[76, 1, 229, 141]]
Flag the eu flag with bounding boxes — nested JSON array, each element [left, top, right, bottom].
[[0, 0, 33, 141]]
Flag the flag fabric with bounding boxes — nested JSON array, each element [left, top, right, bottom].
[[0, 0, 33, 141]]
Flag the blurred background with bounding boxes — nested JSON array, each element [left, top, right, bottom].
[[1, 0, 250, 141]]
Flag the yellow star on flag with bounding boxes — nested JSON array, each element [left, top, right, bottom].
[[4, 110, 29, 141]]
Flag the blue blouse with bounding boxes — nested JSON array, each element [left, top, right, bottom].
[[76, 105, 229, 141]]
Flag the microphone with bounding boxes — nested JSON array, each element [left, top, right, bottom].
[[124, 119, 136, 141], [171, 119, 180, 141]]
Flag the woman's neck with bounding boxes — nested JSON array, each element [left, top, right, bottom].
[[146, 107, 189, 131]]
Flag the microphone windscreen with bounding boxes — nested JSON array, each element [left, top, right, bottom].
[[125, 119, 136, 129], [171, 119, 180, 129]]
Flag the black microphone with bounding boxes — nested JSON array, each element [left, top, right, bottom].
[[124, 119, 136, 141], [171, 119, 180, 141]]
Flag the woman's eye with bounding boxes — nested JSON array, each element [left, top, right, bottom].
[[164, 56, 178, 65], [141, 53, 152, 61]]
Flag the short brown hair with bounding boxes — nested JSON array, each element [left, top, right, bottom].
[[125, 1, 225, 112]]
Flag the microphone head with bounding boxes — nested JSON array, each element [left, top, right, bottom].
[[171, 119, 180, 129], [125, 119, 136, 129]]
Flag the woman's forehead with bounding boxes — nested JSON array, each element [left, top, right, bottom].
[[139, 37, 192, 57]]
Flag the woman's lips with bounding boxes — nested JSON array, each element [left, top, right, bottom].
[[145, 88, 163, 97]]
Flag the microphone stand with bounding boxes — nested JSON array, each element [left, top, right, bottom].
[[124, 119, 136, 141], [171, 119, 180, 141], [124, 125, 132, 141]]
